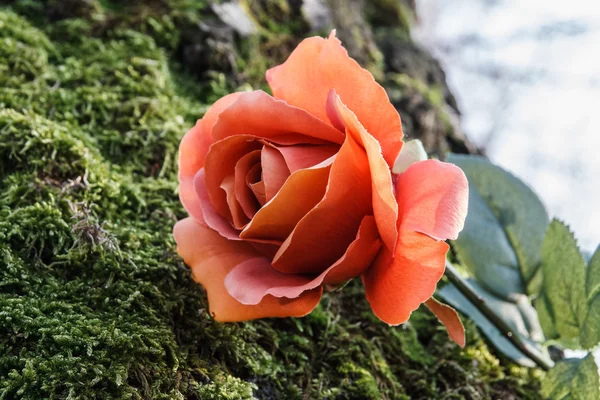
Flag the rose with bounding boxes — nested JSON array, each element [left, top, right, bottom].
[[173, 32, 468, 342]]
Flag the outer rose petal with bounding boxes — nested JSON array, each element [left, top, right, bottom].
[[397, 160, 469, 241], [266, 32, 403, 167], [212, 90, 345, 145], [326, 90, 398, 252], [226, 216, 381, 305], [179, 93, 243, 221], [362, 160, 468, 325], [424, 297, 466, 348], [362, 231, 449, 325], [173, 218, 322, 322]]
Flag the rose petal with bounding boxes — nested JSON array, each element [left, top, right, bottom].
[[424, 297, 466, 348], [249, 242, 280, 260], [266, 32, 403, 167], [277, 144, 339, 173], [212, 90, 345, 145], [361, 159, 468, 325], [179, 93, 243, 221], [194, 169, 239, 240], [234, 150, 262, 218], [220, 175, 248, 229], [225, 257, 313, 305], [321, 215, 382, 285], [173, 218, 322, 321], [241, 160, 332, 242], [327, 91, 398, 252], [261, 145, 291, 202], [362, 230, 449, 325], [396, 159, 469, 241], [272, 132, 372, 274], [204, 135, 263, 220], [226, 216, 381, 304], [249, 180, 266, 206]]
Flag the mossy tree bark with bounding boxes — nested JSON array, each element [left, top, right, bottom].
[[0, 1, 538, 399]]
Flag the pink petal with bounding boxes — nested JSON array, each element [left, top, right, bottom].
[[194, 169, 240, 240], [396, 159, 469, 241], [425, 297, 466, 348], [277, 144, 339, 173], [173, 218, 322, 322], [211, 90, 345, 145], [261, 145, 291, 202], [271, 132, 373, 274], [179, 93, 243, 221], [226, 216, 381, 305], [247, 166, 267, 206], [362, 230, 449, 325], [266, 32, 403, 167], [234, 150, 262, 218], [240, 160, 332, 242], [203, 135, 263, 220], [220, 174, 248, 229], [326, 91, 398, 252]]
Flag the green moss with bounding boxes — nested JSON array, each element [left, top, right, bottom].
[[0, 4, 541, 399], [388, 73, 446, 108], [386, 72, 458, 142]]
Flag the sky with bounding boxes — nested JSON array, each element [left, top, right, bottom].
[[414, 0, 600, 253]]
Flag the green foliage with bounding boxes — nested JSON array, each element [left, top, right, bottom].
[[536, 220, 588, 348], [454, 186, 527, 299], [447, 155, 600, 395], [448, 154, 549, 299], [536, 222, 600, 350], [529, 219, 600, 352], [586, 246, 600, 302], [446, 154, 554, 367], [439, 280, 550, 368], [541, 354, 600, 400], [0, 4, 543, 399], [582, 247, 600, 348]]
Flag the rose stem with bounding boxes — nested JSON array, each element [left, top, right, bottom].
[[444, 261, 554, 371]]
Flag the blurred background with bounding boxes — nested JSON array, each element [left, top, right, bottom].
[[415, 0, 600, 252]]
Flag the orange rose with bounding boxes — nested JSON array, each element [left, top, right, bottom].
[[174, 32, 468, 342]]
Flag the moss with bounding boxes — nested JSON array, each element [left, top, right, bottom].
[[0, 10, 53, 86], [365, 0, 414, 37], [0, 3, 539, 399]]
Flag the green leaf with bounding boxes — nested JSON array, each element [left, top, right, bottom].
[[453, 187, 525, 300], [537, 219, 588, 348], [536, 292, 559, 342], [448, 154, 549, 298], [542, 353, 600, 400], [586, 246, 600, 302], [582, 295, 600, 349], [439, 280, 551, 368], [582, 247, 600, 349]]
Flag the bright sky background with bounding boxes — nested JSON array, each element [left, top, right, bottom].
[[415, 0, 600, 253]]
